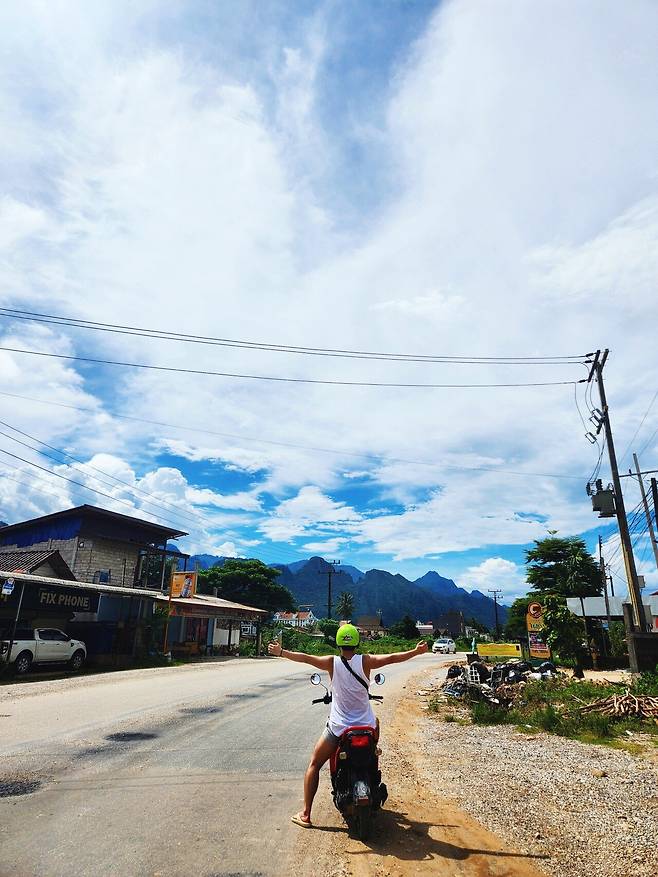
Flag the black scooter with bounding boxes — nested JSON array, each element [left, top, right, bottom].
[[310, 671, 388, 840]]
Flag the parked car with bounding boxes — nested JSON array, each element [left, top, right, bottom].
[[432, 637, 456, 654], [0, 627, 87, 675]]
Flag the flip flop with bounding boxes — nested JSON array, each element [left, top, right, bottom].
[[291, 814, 313, 828]]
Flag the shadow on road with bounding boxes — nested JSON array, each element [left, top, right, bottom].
[[105, 732, 158, 743], [347, 807, 550, 864]]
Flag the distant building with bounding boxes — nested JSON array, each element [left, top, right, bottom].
[[416, 621, 434, 637], [433, 611, 466, 638], [355, 614, 387, 638], [273, 610, 317, 629]]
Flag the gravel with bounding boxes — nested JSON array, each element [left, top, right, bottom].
[[417, 697, 658, 877]]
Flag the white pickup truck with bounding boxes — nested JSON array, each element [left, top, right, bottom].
[[0, 627, 87, 675]]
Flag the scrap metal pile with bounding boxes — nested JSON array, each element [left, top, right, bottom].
[[442, 659, 559, 706], [579, 692, 658, 720]]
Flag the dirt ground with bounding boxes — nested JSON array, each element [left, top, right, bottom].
[[293, 667, 549, 877]]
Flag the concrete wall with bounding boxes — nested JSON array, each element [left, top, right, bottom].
[[0, 536, 142, 587]]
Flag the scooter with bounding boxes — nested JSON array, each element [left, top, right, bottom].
[[310, 671, 388, 840]]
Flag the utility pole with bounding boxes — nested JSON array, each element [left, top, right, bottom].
[[487, 589, 502, 640], [588, 350, 647, 631], [598, 535, 611, 626], [633, 453, 658, 571], [320, 560, 340, 619]]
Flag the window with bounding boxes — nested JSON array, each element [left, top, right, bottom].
[[39, 629, 70, 641], [93, 569, 111, 584]]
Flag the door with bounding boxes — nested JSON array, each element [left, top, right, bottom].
[[36, 629, 71, 662]]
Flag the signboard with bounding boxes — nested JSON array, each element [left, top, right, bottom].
[[1, 578, 15, 596], [526, 602, 545, 632], [528, 631, 551, 659], [170, 571, 197, 599], [526, 602, 551, 659], [476, 643, 522, 658], [37, 586, 99, 613]]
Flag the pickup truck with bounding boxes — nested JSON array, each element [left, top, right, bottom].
[[0, 627, 87, 674]]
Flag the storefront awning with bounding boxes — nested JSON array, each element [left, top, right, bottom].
[[154, 593, 268, 622], [0, 569, 163, 599]]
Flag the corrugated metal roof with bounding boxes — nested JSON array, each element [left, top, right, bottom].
[[154, 593, 268, 616], [0, 503, 187, 539], [0, 569, 162, 598], [0, 549, 75, 579]]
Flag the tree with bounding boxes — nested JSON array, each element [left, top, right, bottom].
[[465, 616, 490, 635], [316, 618, 339, 646], [198, 559, 296, 615], [389, 614, 420, 639], [542, 594, 588, 677], [503, 597, 532, 641], [335, 591, 355, 620], [526, 535, 601, 604]]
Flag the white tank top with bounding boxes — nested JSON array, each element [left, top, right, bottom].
[[328, 654, 376, 737]]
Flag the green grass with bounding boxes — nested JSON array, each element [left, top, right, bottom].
[[464, 673, 658, 746]]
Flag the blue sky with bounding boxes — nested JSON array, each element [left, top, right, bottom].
[[1, 1, 658, 601]]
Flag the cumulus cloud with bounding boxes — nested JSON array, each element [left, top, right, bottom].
[[1, 1, 657, 582], [459, 557, 527, 600]]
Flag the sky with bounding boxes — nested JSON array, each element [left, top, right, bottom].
[[1, 0, 658, 602]]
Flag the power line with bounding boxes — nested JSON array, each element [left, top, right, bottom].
[[0, 346, 585, 389], [0, 420, 222, 533], [619, 388, 658, 465], [0, 308, 590, 365], [0, 389, 584, 481]]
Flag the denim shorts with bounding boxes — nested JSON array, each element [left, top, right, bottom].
[[322, 724, 341, 746]]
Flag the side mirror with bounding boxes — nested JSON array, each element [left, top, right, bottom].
[[310, 673, 321, 685], [374, 673, 385, 685]]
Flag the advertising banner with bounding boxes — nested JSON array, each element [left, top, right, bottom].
[[526, 602, 551, 658], [170, 571, 197, 599], [476, 642, 522, 658]]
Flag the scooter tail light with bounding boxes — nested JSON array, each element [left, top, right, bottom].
[[350, 735, 370, 748]]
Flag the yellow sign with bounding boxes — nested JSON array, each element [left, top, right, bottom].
[[476, 643, 522, 658], [170, 571, 197, 599], [526, 601, 545, 632]]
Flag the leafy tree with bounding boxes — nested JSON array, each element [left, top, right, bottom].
[[335, 591, 355, 620], [389, 614, 420, 639], [503, 597, 532, 641], [542, 594, 588, 677], [465, 616, 490, 635], [526, 536, 601, 609], [198, 559, 296, 614], [316, 618, 339, 645]]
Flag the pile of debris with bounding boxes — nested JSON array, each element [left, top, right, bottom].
[[579, 692, 658, 720], [442, 659, 559, 705]]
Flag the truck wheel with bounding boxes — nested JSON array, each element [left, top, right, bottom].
[[14, 651, 32, 675], [69, 651, 85, 672]]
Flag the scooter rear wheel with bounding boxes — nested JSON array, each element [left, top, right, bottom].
[[354, 805, 372, 841]]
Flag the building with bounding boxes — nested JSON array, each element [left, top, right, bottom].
[[432, 611, 466, 638], [0, 504, 187, 589], [416, 621, 434, 637], [355, 614, 387, 638], [273, 610, 317, 629]]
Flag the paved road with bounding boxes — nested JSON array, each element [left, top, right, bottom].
[[0, 653, 452, 877]]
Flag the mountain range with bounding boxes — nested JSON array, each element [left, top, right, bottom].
[[180, 552, 508, 629]]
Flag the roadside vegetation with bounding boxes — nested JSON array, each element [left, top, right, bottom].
[[430, 669, 658, 748]]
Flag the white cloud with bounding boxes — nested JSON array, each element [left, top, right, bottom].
[[260, 486, 362, 543], [459, 557, 526, 600], [1, 1, 658, 580]]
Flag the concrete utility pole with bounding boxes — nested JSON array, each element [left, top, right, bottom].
[[320, 560, 340, 619], [589, 350, 647, 631], [633, 453, 658, 571], [487, 589, 502, 640]]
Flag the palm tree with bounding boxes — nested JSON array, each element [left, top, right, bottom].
[[335, 591, 355, 620]]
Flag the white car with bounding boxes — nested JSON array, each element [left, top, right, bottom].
[[0, 627, 87, 675], [432, 637, 456, 654]]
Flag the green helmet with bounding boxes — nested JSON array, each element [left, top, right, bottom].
[[335, 623, 360, 648]]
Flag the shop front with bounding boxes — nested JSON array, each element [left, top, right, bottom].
[[0, 569, 162, 664], [159, 593, 268, 658]]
